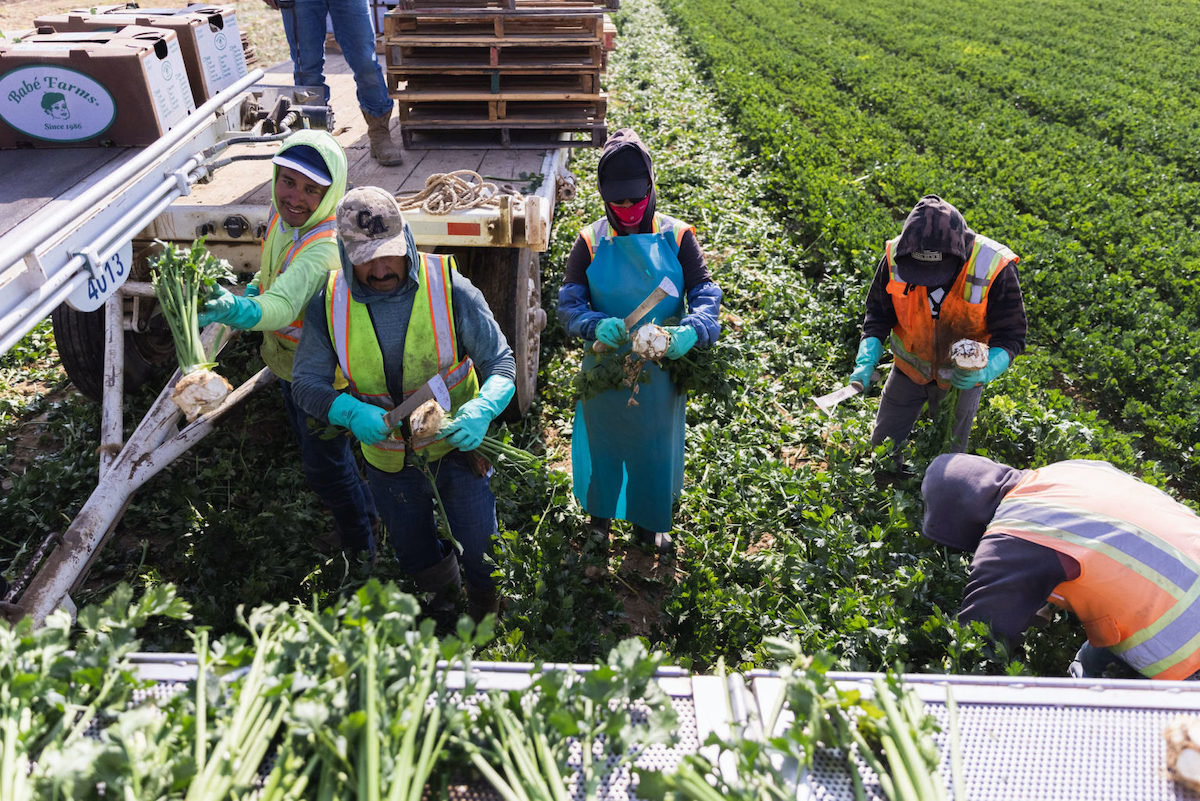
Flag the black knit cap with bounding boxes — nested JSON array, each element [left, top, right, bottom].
[[921, 453, 1027, 552], [893, 195, 971, 286]]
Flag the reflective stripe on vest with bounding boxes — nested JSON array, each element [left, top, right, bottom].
[[884, 234, 1016, 386], [326, 254, 480, 471], [263, 212, 337, 343], [990, 460, 1200, 679], [579, 213, 692, 259]]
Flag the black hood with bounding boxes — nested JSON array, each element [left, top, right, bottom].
[[597, 128, 657, 233], [921, 453, 1027, 552]]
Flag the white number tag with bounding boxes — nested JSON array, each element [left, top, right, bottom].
[[67, 241, 134, 312]]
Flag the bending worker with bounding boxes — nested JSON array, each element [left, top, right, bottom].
[[198, 130, 378, 555], [557, 128, 722, 555], [849, 195, 1027, 458], [921, 452, 1200, 680], [291, 186, 516, 626]]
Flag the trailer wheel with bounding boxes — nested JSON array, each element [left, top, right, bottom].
[[452, 247, 545, 420]]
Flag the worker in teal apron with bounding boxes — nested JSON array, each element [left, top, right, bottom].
[[558, 129, 723, 555]]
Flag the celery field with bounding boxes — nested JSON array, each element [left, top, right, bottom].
[[2, 0, 1199, 682]]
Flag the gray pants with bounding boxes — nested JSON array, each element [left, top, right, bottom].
[[870, 368, 983, 456]]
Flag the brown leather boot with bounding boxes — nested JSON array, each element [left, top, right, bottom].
[[363, 109, 404, 166]]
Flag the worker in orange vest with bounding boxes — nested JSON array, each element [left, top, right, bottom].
[[921, 453, 1200, 680], [849, 195, 1027, 470]]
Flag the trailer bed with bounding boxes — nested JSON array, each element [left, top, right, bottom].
[[143, 53, 565, 272]]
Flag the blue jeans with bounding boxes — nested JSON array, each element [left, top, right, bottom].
[[278, 0, 393, 117], [279, 380, 378, 552], [366, 451, 499, 590]]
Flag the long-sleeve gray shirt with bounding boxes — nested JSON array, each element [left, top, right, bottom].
[[291, 256, 515, 422]]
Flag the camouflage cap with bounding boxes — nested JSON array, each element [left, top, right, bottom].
[[337, 186, 407, 266], [893, 195, 971, 286]]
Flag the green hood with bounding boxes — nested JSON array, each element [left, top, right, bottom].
[[270, 129, 348, 232]]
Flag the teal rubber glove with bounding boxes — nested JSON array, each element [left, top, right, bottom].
[[849, 336, 884, 388], [198, 284, 262, 329], [595, 317, 628, 348], [951, 346, 1011, 389], [664, 325, 697, 360], [439, 375, 516, 452], [243, 284, 260, 298], [327, 394, 391, 445]]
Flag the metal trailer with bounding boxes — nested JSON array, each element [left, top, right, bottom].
[[0, 52, 572, 625], [122, 654, 1200, 800]]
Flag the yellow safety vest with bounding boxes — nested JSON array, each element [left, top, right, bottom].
[[325, 253, 479, 471]]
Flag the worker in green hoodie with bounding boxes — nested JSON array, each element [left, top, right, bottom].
[[198, 129, 378, 554]]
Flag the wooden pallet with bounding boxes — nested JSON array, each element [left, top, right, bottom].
[[397, 0, 618, 10], [399, 97, 606, 123], [384, 8, 605, 39], [385, 40, 603, 70], [400, 121, 606, 149], [388, 69, 601, 95]]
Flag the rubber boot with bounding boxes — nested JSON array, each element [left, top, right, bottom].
[[413, 551, 461, 635], [363, 109, 404, 166], [466, 583, 501, 624], [633, 525, 673, 555], [588, 516, 611, 560]]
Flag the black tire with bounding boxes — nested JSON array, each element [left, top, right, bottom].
[[51, 302, 164, 403], [451, 247, 545, 421]]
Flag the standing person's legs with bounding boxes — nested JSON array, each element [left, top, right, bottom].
[[870, 368, 933, 460], [286, 0, 333, 101], [948, 384, 984, 452], [433, 451, 502, 622], [279, 380, 378, 553], [326, 0, 402, 163], [325, 0, 392, 117]]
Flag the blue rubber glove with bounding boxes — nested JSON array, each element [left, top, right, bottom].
[[327, 394, 391, 445], [439, 375, 516, 452], [198, 284, 262, 329], [595, 317, 628, 348], [951, 346, 1011, 389], [243, 284, 260, 298], [664, 325, 697, 360], [849, 336, 884, 388]]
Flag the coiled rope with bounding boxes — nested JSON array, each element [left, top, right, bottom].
[[395, 169, 525, 216]]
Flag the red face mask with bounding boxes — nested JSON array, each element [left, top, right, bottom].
[[609, 195, 650, 228]]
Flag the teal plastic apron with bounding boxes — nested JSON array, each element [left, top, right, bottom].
[[571, 227, 686, 532]]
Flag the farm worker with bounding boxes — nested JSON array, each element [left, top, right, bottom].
[[921, 453, 1200, 680], [849, 195, 1027, 462], [197, 130, 380, 556], [557, 128, 723, 555], [290, 186, 516, 626], [264, 0, 403, 165]]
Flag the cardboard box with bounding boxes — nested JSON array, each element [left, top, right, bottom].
[[33, 5, 248, 107], [0, 26, 196, 148]]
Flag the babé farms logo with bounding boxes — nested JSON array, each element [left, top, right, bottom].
[[0, 65, 116, 142]]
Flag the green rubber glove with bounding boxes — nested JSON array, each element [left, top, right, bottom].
[[198, 284, 262, 329], [664, 325, 697, 360], [328, 394, 391, 445], [951, 346, 1011, 389], [849, 336, 884, 388], [595, 317, 628, 348], [439, 375, 516, 451]]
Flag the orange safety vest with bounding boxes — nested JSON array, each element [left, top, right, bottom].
[[989, 460, 1200, 680], [261, 211, 338, 344], [884, 234, 1017, 388]]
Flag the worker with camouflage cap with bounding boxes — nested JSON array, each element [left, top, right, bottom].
[[290, 185, 516, 629], [849, 195, 1027, 469]]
